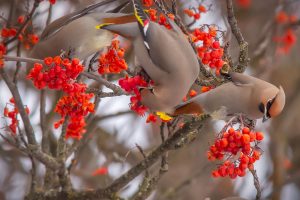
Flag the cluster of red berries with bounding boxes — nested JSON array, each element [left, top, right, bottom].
[[119, 75, 152, 115], [276, 11, 298, 24], [54, 114, 88, 140], [3, 98, 30, 134], [0, 15, 39, 49], [1, 28, 17, 38], [54, 93, 95, 119], [275, 29, 297, 54], [146, 8, 174, 30], [184, 5, 207, 20], [28, 57, 95, 140], [53, 92, 94, 140], [27, 57, 84, 90], [192, 27, 225, 74], [274, 11, 298, 54], [207, 127, 264, 178], [98, 40, 128, 74], [0, 43, 6, 68]]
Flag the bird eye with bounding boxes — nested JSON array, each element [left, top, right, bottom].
[[258, 103, 264, 113]]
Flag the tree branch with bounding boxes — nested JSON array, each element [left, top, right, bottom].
[[226, 0, 249, 72]]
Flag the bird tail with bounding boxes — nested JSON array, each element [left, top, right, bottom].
[[131, 0, 149, 27], [95, 15, 137, 29]]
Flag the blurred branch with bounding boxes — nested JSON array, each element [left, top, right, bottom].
[[13, 41, 22, 83], [93, 110, 132, 121], [46, 3, 53, 26], [0, 68, 37, 145], [0, 62, 60, 171], [226, 0, 249, 72], [27, 114, 210, 199]]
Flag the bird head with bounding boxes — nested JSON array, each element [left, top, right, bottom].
[[259, 86, 285, 122]]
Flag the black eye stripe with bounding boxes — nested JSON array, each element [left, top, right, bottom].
[[259, 103, 264, 113], [267, 98, 275, 110]]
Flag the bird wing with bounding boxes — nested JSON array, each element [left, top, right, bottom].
[[229, 72, 255, 87], [41, 0, 124, 40]]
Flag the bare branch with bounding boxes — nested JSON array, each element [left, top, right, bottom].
[[226, 0, 249, 72]]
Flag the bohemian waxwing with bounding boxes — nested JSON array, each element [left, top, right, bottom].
[[30, 12, 128, 60], [97, 0, 199, 113], [173, 72, 286, 122]]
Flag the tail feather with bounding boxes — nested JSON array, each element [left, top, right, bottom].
[[131, 0, 149, 27], [95, 15, 137, 29]]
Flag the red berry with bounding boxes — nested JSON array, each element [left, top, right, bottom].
[[242, 127, 250, 134], [194, 13, 201, 20], [212, 41, 220, 48], [256, 132, 264, 141]]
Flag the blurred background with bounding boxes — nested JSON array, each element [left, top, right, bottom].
[[0, 0, 300, 199]]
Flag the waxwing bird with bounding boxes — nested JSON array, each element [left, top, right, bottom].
[[30, 12, 129, 60], [173, 72, 286, 122], [30, 0, 131, 60], [97, 0, 199, 112]]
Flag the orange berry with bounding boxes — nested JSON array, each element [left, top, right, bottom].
[[220, 138, 228, 148], [198, 5, 206, 13], [249, 132, 256, 142], [201, 86, 211, 93], [289, 15, 298, 23], [228, 128, 235, 135], [212, 170, 220, 177], [242, 127, 250, 134], [276, 11, 288, 24], [25, 107, 30, 114], [17, 15, 25, 24], [242, 134, 250, 144], [194, 13, 201, 20], [184, 9, 194, 17], [9, 98, 15, 104], [256, 132, 264, 141], [189, 89, 197, 97], [248, 164, 254, 170], [235, 131, 242, 140], [252, 150, 261, 160]]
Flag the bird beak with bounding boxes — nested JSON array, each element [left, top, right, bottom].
[[262, 115, 269, 123], [262, 106, 269, 123]]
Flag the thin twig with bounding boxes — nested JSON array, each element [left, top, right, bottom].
[[13, 42, 22, 84]]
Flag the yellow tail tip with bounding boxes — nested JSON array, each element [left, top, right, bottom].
[[156, 112, 173, 122], [95, 23, 114, 30]]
